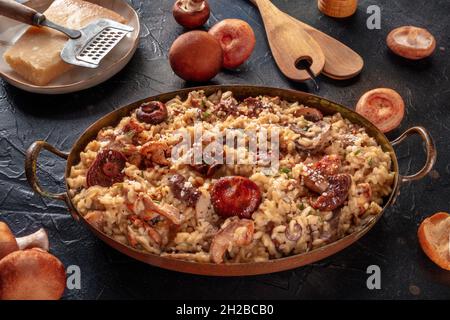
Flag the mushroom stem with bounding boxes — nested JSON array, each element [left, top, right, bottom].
[[15, 228, 49, 251], [181, 0, 205, 12]]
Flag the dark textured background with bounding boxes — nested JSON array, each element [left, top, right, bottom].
[[0, 0, 449, 299]]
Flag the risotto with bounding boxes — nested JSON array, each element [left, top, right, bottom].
[[67, 90, 394, 264]]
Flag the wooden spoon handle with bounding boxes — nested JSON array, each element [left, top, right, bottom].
[[0, 0, 43, 26], [253, 0, 325, 82]]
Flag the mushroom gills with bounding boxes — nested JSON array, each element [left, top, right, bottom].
[[293, 121, 331, 152]]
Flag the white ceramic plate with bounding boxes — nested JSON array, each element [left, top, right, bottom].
[[0, 0, 140, 94]]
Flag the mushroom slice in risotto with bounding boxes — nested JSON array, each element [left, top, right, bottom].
[[84, 211, 105, 230], [314, 155, 341, 176], [211, 176, 262, 219], [293, 121, 331, 152], [121, 144, 143, 168], [86, 149, 126, 187], [303, 167, 329, 194], [302, 155, 342, 194], [136, 101, 168, 125], [293, 107, 323, 122], [312, 174, 352, 211], [190, 162, 222, 177], [122, 118, 144, 143], [141, 194, 183, 225], [195, 193, 212, 221], [128, 214, 163, 247], [285, 219, 303, 242], [168, 174, 200, 207], [140, 141, 171, 166], [210, 218, 254, 264]]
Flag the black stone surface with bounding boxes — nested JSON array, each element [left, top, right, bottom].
[[0, 0, 449, 299]]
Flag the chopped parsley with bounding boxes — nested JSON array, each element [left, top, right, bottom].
[[368, 158, 373, 166], [202, 111, 211, 119], [280, 167, 291, 174], [354, 149, 362, 156], [297, 203, 305, 210]]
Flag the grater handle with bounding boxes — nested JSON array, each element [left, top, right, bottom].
[[0, 0, 45, 26]]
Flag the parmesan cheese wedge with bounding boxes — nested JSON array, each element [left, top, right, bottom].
[[3, 0, 127, 86]]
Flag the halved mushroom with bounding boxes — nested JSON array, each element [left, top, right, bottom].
[[136, 101, 168, 125], [211, 176, 262, 219], [314, 155, 341, 176], [0, 248, 66, 300], [293, 121, 331, 152], [0, 222, 49, 260], [86, 149, 126, 188], [210, 217, 254, 264], [311, 174, 352, 211], [302, 155, 341, 194], [168, 174, 200, 207], [303, 166, 329, 194]]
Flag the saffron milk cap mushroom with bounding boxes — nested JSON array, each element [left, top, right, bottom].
[[0, 248, 66, 300], [387, 26, 436, 60]]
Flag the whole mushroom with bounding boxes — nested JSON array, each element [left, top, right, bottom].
[[0, 222, 49, 260], [173, 0, 210, 29], [169, 31, 223, 82], [0, 248, 66, 300]]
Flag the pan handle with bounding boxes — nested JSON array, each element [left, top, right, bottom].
[[390, 126, 436, 183], [25, 141, 69, 201]]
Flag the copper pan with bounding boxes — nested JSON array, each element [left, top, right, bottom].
[[25, 85, 436, 276]]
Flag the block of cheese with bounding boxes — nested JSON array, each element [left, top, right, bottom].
[[3, 0, 127, 86]]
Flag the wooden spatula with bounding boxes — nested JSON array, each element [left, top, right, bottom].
[[251, 0, 364, 80], [285, 13, 364, 80], [251, 0, 325, 82]]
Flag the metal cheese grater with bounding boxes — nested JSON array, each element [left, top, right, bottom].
[[0, 0, 134, 68]]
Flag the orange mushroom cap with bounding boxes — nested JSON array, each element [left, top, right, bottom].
[[387, 26, 436, 60], [418, 212, 450, 270], [0, 248, 66, 300], [0, 222, 19, 260]]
